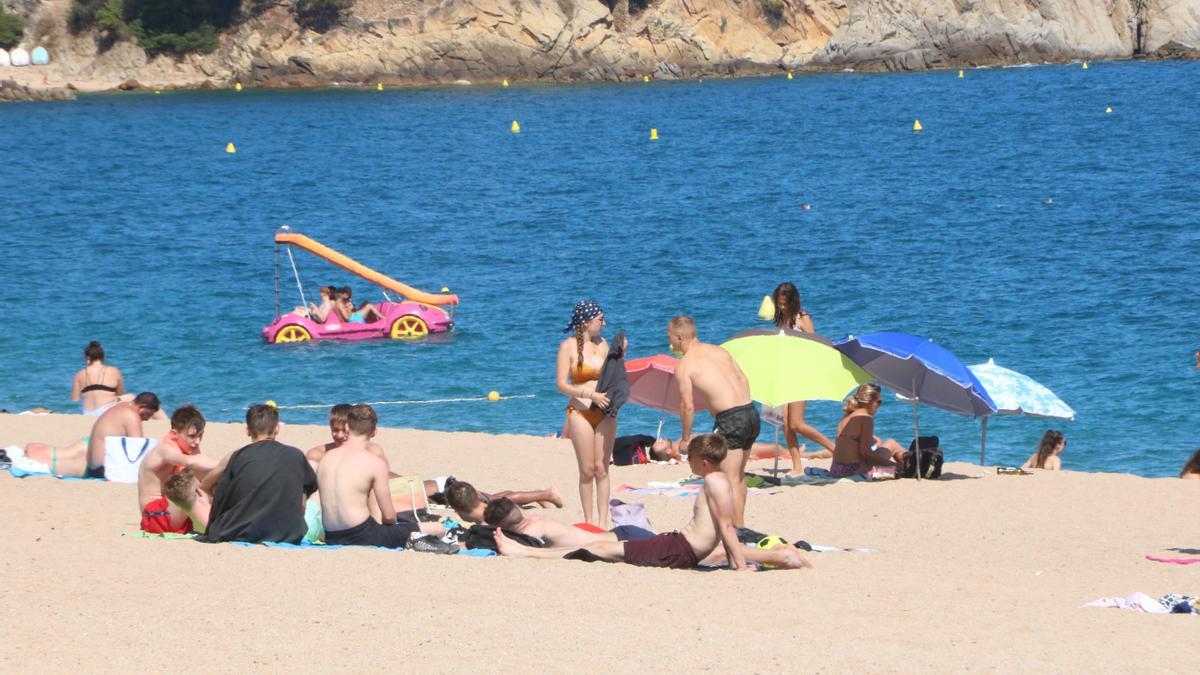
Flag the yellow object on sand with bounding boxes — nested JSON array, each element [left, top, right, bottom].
[[275, 231, 459, 306], [757, 295, 775, 321], [487, 391, 501, 401]]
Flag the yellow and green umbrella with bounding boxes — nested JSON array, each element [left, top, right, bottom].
[[720, 329, 872, 407]]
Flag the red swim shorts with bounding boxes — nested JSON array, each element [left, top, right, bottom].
[[140, 496, 190, 535], [622, 531, 700, 569]]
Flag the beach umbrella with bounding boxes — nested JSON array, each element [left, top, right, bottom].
[[834, 332, 997, 479], [720, 329, 873, 408], [625, 354, 709, 415], [720, 329, 873, 475], [969, 358, 1075, 465]]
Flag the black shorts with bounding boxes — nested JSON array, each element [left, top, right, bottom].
[[713, 403, 761, 451], [83, 465, 106, 480], [325, 517, 419, 549]]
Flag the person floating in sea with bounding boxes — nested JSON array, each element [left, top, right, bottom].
[[494, 435, 810, 571], [556, 300, 618, 526], [670, 315, 760, 528], [1022, 430, 1065, 471], [829, 384, 906, 478], [771, 282, 836, 474], [137, 405, 218, 534]]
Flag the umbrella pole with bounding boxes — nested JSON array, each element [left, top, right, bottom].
[[912, 400, 921, 482], [773, 423, 780, 477], [980, 417, 988, 466]]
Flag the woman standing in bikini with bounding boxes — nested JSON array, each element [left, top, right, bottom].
[[555, 300, 617, 526], [830, 383, 906, 477], [70, 341, 126, 416], [772, 282, 835, 473]]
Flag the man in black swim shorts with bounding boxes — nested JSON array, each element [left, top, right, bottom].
[[668, 316, 761, 528]]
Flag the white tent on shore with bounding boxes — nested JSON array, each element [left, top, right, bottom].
[[0, 49, 10, 67], [31, 46, 49, 65], [10, 47, 29, 67]]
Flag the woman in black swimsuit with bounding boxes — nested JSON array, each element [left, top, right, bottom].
[[70, 341, 126, 415]]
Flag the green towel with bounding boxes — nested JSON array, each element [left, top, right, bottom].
[[122, 531, 195, 540]]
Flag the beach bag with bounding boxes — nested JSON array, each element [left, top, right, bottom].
[[899, 436, 943, 479], [609, 499, 651, 530], [103, 436, 157, 483]]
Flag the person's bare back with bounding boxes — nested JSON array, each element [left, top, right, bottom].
[[677, 342, 752, 415], [516, 513, 615, 548], [317, 438, 394, 532], [85, 394, 160, 474]]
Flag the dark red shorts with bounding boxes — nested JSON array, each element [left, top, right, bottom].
[[622, 531, 700, 569]]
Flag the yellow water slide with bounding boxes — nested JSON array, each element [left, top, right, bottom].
[[276, 232, 459, 306]]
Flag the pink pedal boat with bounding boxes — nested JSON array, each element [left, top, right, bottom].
[[263, 229, 459, 344]]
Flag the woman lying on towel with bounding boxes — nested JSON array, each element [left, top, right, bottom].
[[1022, 430, 1065, 470], [829, 383, 906, 478]]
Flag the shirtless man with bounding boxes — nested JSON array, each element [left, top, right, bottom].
[[669, 316, 761, 527], [317, 404, 450, 550], [444, 480, 565, 524], [495, 435, 809, 571], [483, 497, 654, 547], [15, 392, 160, 478], [137, 405, 218, 534]]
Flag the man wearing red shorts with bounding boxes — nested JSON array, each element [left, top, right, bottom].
[[494, 435, 811, 571], [137, 405, 218, 534]]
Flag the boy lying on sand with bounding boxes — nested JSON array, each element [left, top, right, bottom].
[[483, 497, 654, 546], [444, 480, 565, 524], [494, 435, 810, 571]]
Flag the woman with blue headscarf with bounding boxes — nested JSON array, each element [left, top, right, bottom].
[[555, 300, 617, 526]]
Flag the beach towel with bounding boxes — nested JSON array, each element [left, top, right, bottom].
[[2, 445, 98, 480], [103, 436, 158, 483], [1084, 592, 1170, 613], [592, 330, 629, 417], [122, 530, 493, 555], [1146, 555, 1200, 565]]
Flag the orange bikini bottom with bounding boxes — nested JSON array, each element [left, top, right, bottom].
[[566, 406, 607, 430]]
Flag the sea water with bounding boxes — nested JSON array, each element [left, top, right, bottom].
[[1, 61, 1197, 477]]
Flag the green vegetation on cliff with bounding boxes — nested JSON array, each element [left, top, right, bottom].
[[0, 7, 24, 50], [67, 0, 355, 55]]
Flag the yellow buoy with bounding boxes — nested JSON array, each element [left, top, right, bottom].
[[154, 90, 161, 95], [376, 82, 383, 91], [502, 79, 509, 88], [786, 72, 793, 80], [650, 128, 658, 140], [440, 287, 450, 292], [265, 400, 277, 408], [643, 74, 650, 82], [1082, 61, 1088, 69], [1105, 106, 1112, 113], [958, 69, 964, 78], [487, 391, 500, 401], [226, 142, 237, 154], [511, 120, 520, 134], [912, 119, 923, 132], [235, 82, 242, 91], [757, 295, 775, 321]]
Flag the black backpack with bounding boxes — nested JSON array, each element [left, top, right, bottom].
[[899, 436, 944, 479], [461, 524, 546, 552]]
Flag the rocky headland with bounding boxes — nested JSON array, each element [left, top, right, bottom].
[[0, 0, 1198, 94]]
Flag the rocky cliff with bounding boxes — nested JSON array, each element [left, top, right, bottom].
[[2, 0, 1198, 91]]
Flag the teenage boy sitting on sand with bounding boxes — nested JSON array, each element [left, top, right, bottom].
[[495, 435, 810, 571], [162, 469, 211, 534], [137, 405, 218, 534], [317, 404, 450, 549], [198, 403, 317, 545], [444, 480, 565, 524]]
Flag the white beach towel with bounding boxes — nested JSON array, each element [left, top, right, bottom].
[[103, 437, 157, 483], [1083, 592, 1169, 614], [4, 445, 51, 474]]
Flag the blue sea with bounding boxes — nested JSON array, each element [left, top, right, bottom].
[[2, 60, 1197, 476]]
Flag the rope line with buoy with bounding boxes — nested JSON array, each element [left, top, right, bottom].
[[267, 393, 536, 411]]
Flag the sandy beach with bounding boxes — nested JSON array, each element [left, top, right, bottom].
[[1, 411, 1196, 672]]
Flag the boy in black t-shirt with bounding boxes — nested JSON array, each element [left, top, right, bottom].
[[198, 404, 317, 545]]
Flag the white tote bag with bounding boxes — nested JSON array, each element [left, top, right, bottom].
[[103, 437, 157, 483]]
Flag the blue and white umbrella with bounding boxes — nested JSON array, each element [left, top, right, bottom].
[[970, 358, 1074, 465]]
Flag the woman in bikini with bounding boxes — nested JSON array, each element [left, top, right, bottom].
[[772, 282, 836, 473], [1180, 449, 1200, 480], [70, 341, 126, 416], [555, 300, 617, 526], [1022, 430, 1065, 470], [829, 383, 906, 477]]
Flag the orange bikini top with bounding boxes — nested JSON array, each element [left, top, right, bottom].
[[571, 362, 600, 384]]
